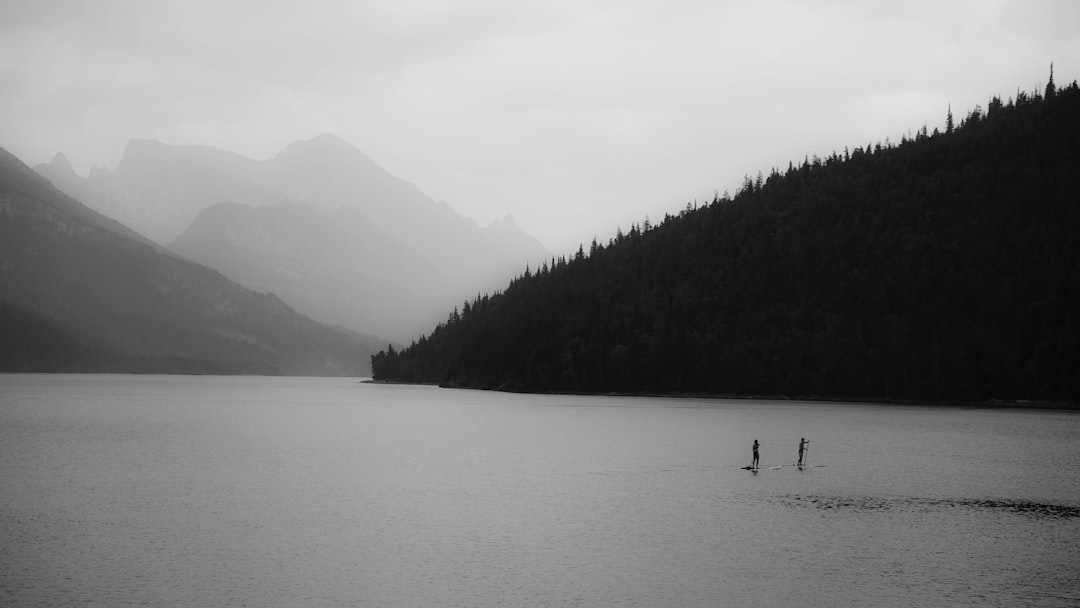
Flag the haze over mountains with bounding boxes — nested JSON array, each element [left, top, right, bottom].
[[37, 134, 550, 341], [0, 147, 378, 375]]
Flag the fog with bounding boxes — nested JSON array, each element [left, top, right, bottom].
[[3, 0, 1078, 253]]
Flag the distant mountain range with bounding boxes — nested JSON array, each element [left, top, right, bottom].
[[1, 147, 381, 375], [372, 76, 1080, 403], [169, 201, 452, 341], [36, 134, 550, 340]]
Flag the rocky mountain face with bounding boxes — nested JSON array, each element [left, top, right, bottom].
[[2, 147, 380, 376], [37, 135, 550, 341], [169, 201, 454, 342], [38, 141, 274, 244]]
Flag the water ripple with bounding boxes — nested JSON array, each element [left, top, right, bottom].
[[775, 494, 1080, 519]]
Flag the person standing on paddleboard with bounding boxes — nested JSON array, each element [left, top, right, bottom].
[[752, 440, 760, 469], [798, 438, 808, 466]]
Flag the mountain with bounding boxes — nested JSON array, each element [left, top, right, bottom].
[[1, 147, 380, 375], [37, 134, 551, 340], [371, 76, 1080, 403], [169, 201, 454, 341], [0, 300, 99, 372], [37, 141, 275, 245]]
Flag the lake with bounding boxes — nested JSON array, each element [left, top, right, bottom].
[[1, 374, 1078, 607]]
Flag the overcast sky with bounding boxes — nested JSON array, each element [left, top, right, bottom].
[[2, 0, 1077, 253]]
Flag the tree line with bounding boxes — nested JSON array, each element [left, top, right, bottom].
[[373, 73, 1080, 403]]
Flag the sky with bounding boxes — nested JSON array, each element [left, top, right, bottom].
[[2, 0, 1078, 254]]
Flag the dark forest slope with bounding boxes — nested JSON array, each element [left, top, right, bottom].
[[373, 77, 1080, 402]]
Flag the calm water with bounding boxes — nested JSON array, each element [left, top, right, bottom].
[[1, 374, 1078, 607]]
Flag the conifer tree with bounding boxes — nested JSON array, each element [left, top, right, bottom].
[[371, 75, 1080, 403]]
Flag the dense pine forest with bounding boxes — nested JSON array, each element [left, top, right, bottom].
[[372, 74, 1080, 403]]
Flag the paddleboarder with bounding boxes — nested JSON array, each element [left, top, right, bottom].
[[798, 438, 809, 466], [751, 439, 760, 469]]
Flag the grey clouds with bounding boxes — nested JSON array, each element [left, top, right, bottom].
[[2, 0, 1078, 252]]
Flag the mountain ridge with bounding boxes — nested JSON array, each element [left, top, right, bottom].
[[2, 147, 381, 375], [169, 200, 453, 340], [37, 134, 550, 340]]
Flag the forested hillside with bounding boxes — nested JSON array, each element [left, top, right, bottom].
[[372, 75, 1079, 403]]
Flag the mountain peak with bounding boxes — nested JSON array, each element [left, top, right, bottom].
[[48, 152, 76, 175], [120, 137, 236, 160], [114, 138, 258, 177], [490, 214, 518, 228], [273, 134, 376, 169], [121, 137, 163, 157]]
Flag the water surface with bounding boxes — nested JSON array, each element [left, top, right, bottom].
[[2, 374, 1078, 606]]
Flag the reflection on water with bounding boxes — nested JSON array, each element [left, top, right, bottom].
[[1, 375, 1078, 607], [776, 494, 1080, 519]]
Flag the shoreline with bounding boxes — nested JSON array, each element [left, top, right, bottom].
[[363, 379, 1079, 410]]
